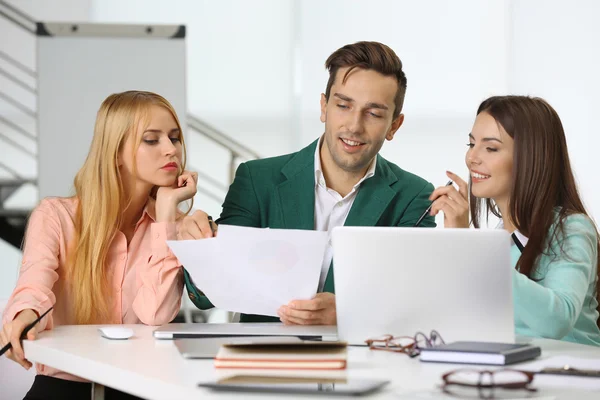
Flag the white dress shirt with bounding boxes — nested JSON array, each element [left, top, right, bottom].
[[313, 136, 377, 291]]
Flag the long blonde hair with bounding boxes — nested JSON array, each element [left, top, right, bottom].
[[68, 91, 188, 324]]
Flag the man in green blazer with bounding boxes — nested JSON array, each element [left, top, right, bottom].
[[179, 41, 435, 324]]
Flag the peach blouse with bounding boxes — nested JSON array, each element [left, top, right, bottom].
[[2, 197, 183, 381]]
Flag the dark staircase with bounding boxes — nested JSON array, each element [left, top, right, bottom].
[[0, 179, 33, 248]]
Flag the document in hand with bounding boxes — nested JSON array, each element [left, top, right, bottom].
[[214, 340, 348, 370], [167, 225, 328, 317]]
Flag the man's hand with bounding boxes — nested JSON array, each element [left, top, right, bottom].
[[177, 210, 217, 240], [277, 293, 336, 325]]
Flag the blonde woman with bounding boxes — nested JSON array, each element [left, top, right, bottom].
[[0, 91, 197, 399]]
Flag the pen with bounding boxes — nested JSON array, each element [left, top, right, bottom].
[[207, 215, 217, 235], [538, 365, 600, 378], [0, 307, 53, 357], [414, 180, 453, 227]]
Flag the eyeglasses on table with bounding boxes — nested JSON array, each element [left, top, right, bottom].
[[365, 330, 445, 357], [441, 368, 537, 399]]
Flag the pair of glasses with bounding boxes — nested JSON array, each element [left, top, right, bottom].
[[441, 368, 536, 399], [364, 330, 445, 357]]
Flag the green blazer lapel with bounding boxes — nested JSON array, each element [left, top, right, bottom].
[[275, 140, 319, 230], [344, 155, 399, 227]]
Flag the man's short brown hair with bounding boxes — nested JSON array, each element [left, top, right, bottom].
[[324, 41, 407, 119]]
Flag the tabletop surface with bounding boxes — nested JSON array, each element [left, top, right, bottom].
[[23, 324, 600, 400]]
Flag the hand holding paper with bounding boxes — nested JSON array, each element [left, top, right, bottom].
[[168, 225, 328, 317], [278, 293, 337, 325]]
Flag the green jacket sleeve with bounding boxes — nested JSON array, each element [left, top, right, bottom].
[[397, 181, 435, 228], [513, 214, 598, 339], [183, 268, 214, 310]]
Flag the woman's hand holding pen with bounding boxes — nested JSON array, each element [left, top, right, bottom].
[[429, 171, 470, 228], [156, 170, 198, 222], [0, 309, 39, 370]]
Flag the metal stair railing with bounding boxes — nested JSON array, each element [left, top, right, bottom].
[[0, 0, 36, 33], [187, 114, 261, 183], [0, 130, 36, 157], [0, 49, 36, 78], [0, 0, 262, 217]]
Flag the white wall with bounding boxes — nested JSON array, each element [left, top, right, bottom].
[[37, 35, 187, 199], [297, 0, 599, 222], [16, 0, 598, 221], [0, 0, 92, 300], [2, 0, 600, 297], [509, 0, 600, 220], [297, 0, 509, 209], [91, 0, 512, 228], [90, 0, 296, 218], [90, 0, 296, 159], [0, 0, 92, 180], [1, 0, 90, 77]]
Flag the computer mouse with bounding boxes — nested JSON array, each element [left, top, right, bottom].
[[98, 326, 134, 340]]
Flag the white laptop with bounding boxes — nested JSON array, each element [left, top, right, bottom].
[[153, 323, 337, 340], [332, 227, 514, 345], [174, 336, 304, 359]]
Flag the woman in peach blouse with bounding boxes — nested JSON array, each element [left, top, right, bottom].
[[0, 91, 196, 399]]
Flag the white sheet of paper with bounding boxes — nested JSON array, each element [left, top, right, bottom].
[[167, 225, 328, 317]]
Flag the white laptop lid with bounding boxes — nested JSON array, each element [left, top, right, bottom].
[[332, 227, 514, 345], [153, 323, 337, 340]]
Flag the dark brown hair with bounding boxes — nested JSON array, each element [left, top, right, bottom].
[[470, 95, 600, 322], [324, 41, 407, 119]]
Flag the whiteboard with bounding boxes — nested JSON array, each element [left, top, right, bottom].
[[36, 22, 187, 199]]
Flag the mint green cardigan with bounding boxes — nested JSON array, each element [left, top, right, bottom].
[[512, 213, 600, 346]]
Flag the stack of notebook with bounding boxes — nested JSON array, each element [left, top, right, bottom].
[[214, 339, 348, 370]]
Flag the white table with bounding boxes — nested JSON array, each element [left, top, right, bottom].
[[23, 324, 600, 400]]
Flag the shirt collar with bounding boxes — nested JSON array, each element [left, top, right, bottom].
[[496, 220, 530, 247], [314, 135, 377, 190], [141, 197, 157, 222]]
